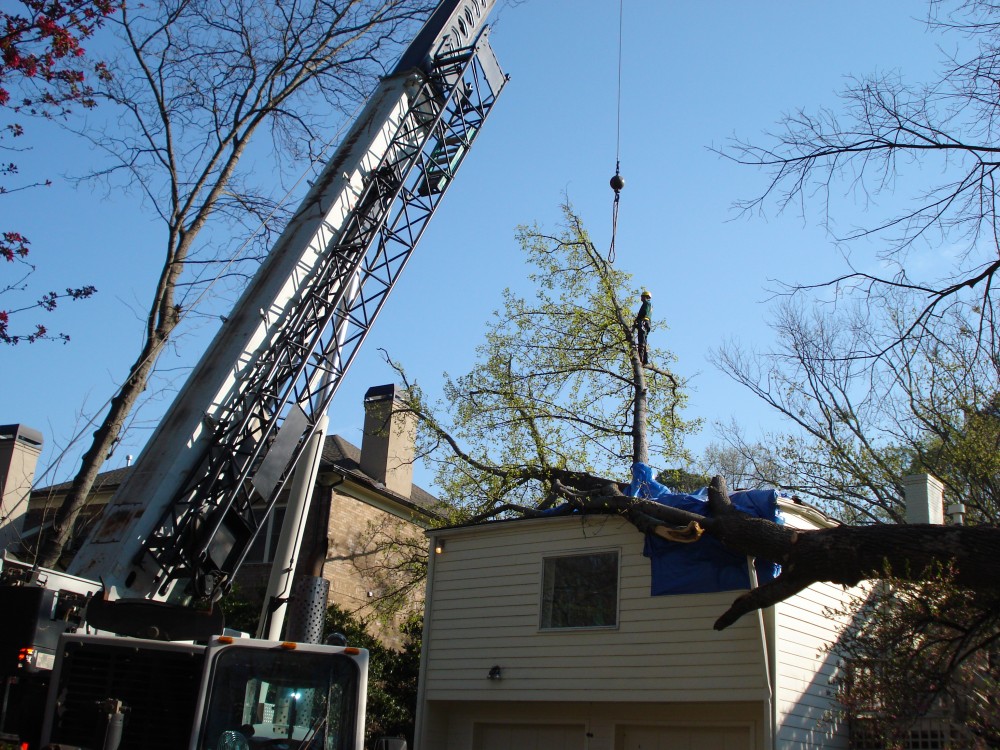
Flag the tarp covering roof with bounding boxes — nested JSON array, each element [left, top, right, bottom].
[[629, 463, 781, 596]]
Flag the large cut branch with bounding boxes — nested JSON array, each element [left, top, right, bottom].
[[516, 475, 1000, 630]]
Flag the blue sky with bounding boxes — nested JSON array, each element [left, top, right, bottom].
[[2, 1, 948, 491]]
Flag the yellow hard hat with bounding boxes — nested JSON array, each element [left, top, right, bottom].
[[641, 290, 651, 299]]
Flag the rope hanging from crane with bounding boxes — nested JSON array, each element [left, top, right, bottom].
[[608, 0, 626, 264]]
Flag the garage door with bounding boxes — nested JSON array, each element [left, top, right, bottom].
[[617, 724, 752, 750], [474, 722, 586, 750]]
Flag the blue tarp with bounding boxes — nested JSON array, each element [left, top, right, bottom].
[[629, 463, 781, 596]]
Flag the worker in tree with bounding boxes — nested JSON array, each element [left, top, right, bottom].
[[632, 290, 652, 365]]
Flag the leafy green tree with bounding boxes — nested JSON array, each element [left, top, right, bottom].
[[385, 205, 1000, 639], [397, 202, 696, 518], [655, 467, 710, 494], [219, 583, 263, 634]]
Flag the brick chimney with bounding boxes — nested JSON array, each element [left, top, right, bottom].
[[360, 384, 415, 498], [902, 473, 944, 524], [0, 424, 44, 552]]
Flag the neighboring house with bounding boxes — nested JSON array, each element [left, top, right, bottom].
[[0, 425, 44, 555], [1, 385, 438, 643], [415, 480, 945, 750]]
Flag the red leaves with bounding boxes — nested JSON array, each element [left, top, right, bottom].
[[0, 285, 97, 344], [0, 1, 120, 115], [1, 230, 29, 261], [0, 2, 113, 345]]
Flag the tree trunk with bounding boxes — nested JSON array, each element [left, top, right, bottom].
[[39, 207, 187, 567], [38, 316, 176, 567], [632, 359, 649, 465]]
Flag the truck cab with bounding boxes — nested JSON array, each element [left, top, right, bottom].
[[42, 634, 368, 750]]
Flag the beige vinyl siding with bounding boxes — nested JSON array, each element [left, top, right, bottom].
[[773, 577, 856, 747], [769, 501, 854, 747], [423, 515, 768, 703]]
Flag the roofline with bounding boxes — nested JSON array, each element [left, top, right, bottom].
[[425, 492, 843, 538], [318, 466, 441, 522], [31, 437, 441, 517]]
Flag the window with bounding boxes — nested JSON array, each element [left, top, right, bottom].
[[199, 645, 360, 750], [540, 551, 619, 629]]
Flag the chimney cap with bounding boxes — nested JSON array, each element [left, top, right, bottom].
[[364, 384, 403, 403], [0, 424, 43, 448]]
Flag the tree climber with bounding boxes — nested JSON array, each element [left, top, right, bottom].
[[632, 290, 652, 365]]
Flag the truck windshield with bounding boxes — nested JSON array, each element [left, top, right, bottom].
[[199, 646, 360, 750]]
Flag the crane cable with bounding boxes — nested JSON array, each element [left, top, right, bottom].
[[608, 0, 625, 264]]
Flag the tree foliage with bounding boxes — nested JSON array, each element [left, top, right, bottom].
[[655, 467, 711, 495], [833, 569, 1000, 747], [1, 0, 114, 343], [385, 205, 1000, 643], [399, 203, 696, 517], [325, 604, 421, 749], [715, 1, 1000, 734], [708, 290, 1000, 731], [350, 513, 431, 625]]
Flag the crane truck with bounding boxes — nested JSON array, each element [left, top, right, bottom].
[[0, 0, 506, 747]]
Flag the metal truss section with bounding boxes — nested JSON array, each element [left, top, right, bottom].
[[140, 31, 507, 600]]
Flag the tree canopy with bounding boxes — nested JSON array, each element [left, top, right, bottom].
[[397, 202, 696, 517], [386, 205, 1000, 642]]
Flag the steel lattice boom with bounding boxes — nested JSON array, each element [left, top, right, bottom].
[[70, 0, 506, 604]]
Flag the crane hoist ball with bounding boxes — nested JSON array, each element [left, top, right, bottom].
[[610, 173, 625, 192]]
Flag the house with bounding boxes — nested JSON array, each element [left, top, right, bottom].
[[0, 425, 44, 554], [413, 482, 928, 750], [1, 385, 438, 642]]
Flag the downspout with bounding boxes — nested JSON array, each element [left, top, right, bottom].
[[748, 558, 776, 749], [413, 531, 440, 750]]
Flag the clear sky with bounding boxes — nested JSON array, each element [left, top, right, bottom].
[[2, 1, 949, 492]]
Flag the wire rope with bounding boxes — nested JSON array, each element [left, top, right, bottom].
[[608, 0, 625, 264]]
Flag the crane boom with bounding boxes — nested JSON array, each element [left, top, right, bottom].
[[69, 0, 506, 612]]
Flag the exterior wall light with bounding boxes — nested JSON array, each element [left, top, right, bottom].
[[434, 538, 445, 554], [487, 665, 502, 680]]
